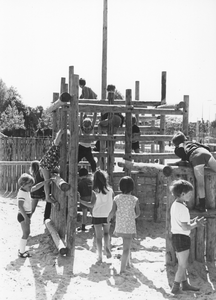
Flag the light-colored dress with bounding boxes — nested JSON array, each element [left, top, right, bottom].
[[114, 194, 138, 238]]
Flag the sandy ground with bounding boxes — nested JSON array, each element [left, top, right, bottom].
[[1, 193, 216, 300]]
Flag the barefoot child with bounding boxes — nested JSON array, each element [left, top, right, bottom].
[[107, 176, 140, 274], [79, 169, 113, 263], [170, 179, 206, 294], [17, 173, 51, 258]]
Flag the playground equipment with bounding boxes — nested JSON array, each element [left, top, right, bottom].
[[1, 65, 216, 268]]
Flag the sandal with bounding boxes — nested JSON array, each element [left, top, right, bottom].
[[18, 250, 32, 258]]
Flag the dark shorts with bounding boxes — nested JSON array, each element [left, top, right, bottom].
[[189, 148, 211, 167], [92, 217, 108, 225], [17, 213, 31, 223], [171, 234, 191, 252], [132, 141, 139, 150]]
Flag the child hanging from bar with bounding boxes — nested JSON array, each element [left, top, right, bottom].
[[78, 112, 97, 172]]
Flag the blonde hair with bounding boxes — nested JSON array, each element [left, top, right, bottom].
[[18, 173, 35, 188]]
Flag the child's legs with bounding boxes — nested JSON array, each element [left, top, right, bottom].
[[193, 165, 205, 198], [40, 168, 51, 200], [82, 208, 87, 225], [103, 223, 111, 258], [31, 199, 39, 214], [174, 249, 189, 282], [85, 148, 96, 172], [20, 219, 31, 240], [120, 237, 132, 273], [94, 224, 103, 260]]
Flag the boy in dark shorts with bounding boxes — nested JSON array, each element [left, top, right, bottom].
[[172, 131, 216, 212], [170, 179, 206, 294], [77, 168, 93, 231]]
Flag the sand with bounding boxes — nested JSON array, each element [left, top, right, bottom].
[[0, 193, 216, 300]]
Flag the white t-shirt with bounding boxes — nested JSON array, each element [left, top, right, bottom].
[[17, 189, 32, 214], [170, 201, 190, 236], [92, 187, 113, 218]]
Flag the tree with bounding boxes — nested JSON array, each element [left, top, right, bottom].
[[0, 102, 25, 134]]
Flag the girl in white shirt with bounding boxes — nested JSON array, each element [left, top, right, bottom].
[[170, 179, 206, 294], [79, 169, 113, 263]]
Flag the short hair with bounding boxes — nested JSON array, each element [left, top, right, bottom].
[[79, 78, 86, 86], [172, 131, 187, 146], [79, 168, 88, 177], [119, 176, 134, 194], [18, 173, 35, 187], [170, 179, 193, 197]]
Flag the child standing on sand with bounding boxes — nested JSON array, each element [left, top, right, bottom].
[[170, 179, 206, 294], [107, 176, 140, 274], [17, 173, 51, 258], [79, 169, 113, 263]]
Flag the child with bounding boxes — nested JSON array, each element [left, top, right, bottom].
[[30, 160, 52, 221], [17, 173, 51, 258], [132, 116, 141, 153], [107, 176, 140, 274], [170, 179, 206, 294], [79, 169, 113, 263], [40, 129, 65, 204], [77, 168, 93, 231], [172, 131, 216, 212], [79, 112, 97, 172], [79, 78, 97, 99]]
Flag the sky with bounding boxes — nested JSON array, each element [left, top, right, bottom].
[[1, 0, 216, 122]]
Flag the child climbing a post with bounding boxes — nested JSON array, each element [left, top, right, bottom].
[[171, 131, 216, 212], [17, 173, 52, 258], [169, 179, 206, 294], [78, 112, 97, 172], [107, 176, 140, 274], [40, 129, 65, 206], [79, 169, 113, 264]]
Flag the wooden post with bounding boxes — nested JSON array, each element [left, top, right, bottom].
[[189, 228, 196, 263], [51, 173, 70, 192], [206, 217, 216, 262], [135, 81, 140, 124], [182, 95, 189, 136], [196, 226, 205, 262], [45, 219, 68, 256], [101, 0, 108, 100], [67, 68, 79, 260], [159, 71, 166, 164], [124, 89, 132, 176], [107, 89, 115, 185]]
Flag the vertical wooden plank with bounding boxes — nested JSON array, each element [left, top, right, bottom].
[[205, 173, 216, 209], [159, 71, 166, 164], [182, 95, 189, 136], [125, 89, 132, 176], [189, 227, 196, 263], [206, 217, 216, 262], [107, 89, 115, 185], [135, 81, 140, 124], [67, 68, 79, 259], [196, 226, 205, 262]]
